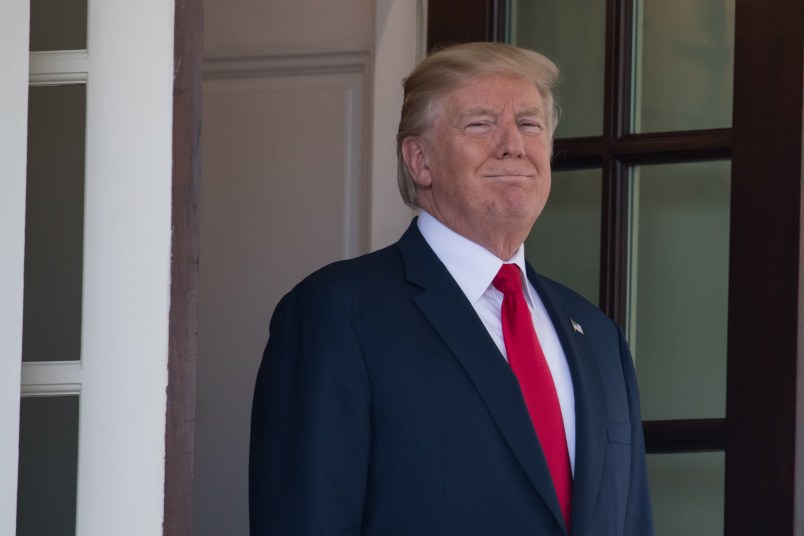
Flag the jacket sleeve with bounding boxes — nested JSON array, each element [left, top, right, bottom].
[[249, 278, 371, 535], [619, 330, 655, 535]]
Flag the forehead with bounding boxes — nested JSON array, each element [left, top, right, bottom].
[[438, 74, 544, 117]]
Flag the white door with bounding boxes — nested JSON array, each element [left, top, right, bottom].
[[1, 0, 176, 534]]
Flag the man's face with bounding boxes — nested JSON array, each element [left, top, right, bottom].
[[404, 74, 552, 252]]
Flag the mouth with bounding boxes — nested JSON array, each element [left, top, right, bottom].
[[484, 172, 534, 179]]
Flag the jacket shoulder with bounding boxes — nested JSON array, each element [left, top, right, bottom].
[[290, 242, 405, 300]]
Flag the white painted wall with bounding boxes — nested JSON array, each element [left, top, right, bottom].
[[195, 1, 419, 533], [370, 0, 422, 250]]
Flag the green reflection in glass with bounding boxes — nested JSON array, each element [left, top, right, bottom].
[[526, 168, 602, 306], [630, 161, 729, 420], [30, 0, 88, 51], [632, 0, 735, 133], [23, 84, 86, 363], [17, 395, 79, 536], [509, 0, 606, 138], [647, 452, 725, 535]]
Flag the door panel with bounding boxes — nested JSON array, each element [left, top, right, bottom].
[[631, 161, 729, 421]]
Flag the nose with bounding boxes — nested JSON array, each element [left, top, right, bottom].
[[496, 120, 525, 158]]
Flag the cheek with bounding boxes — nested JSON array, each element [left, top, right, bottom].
[[432, 150, 478, 191], [445, 149, 479, 175], [536, 174, 551, 209], [530, 142, 553, 167], [428, 143, 464, 176]]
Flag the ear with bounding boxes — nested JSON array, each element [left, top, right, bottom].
[[401, 136, 432, 188]]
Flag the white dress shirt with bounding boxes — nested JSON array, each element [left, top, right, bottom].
[[417, 211, 576, 472]]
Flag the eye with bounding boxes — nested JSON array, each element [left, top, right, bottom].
[[519, 119, 545, 133], [464, 120, 493, 133]]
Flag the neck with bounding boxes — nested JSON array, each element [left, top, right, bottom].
[[451, 218, 532, 261], [423, 211, 529, 261], [482, 237, 525, 261]]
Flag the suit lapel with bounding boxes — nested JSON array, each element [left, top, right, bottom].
[[398, 222, 567, 531], [527, 267, 608, 536]]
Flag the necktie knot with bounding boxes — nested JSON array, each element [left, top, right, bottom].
[[493, 263, 524, 294]]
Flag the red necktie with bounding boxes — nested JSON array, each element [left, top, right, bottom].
[[493, 263, 572, 531]]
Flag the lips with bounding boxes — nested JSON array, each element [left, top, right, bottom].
[[484, 171, 535, 178]]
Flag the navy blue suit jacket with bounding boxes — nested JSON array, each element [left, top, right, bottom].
[[250, 219, 653, 535]]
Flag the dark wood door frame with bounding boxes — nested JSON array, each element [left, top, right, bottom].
[[725, 0, 804, 533], [165, 0, 202, 533], [427, 0, 804, 532], [427, 0, 507, 47]]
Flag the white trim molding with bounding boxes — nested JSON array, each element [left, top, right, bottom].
[[21, 361, 83, 396], [29, 50, 89, 86], [204, 51, 370, 80]]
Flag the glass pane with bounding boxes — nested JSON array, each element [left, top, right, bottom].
[[509, 0, 606, 138], [17, 395, 79, 536], [23, 84, 86, 362], [526, 168, 602, 305], [630, 161, 729, 420], [30, 0, 88, 51], [632, 0, 735, 133], [648, 452, 725, 535]]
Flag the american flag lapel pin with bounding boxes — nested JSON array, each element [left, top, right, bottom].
[[570, 319, 584, 335]]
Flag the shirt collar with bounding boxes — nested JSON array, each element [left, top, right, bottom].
[[417, 211, 535, 306]]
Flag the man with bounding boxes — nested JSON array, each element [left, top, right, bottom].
[[250, 42, 653, 535]]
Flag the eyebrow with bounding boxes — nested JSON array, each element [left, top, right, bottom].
[[516, 106, 545, 118], [456, 105, 545, 123], [456, 107, 498, 123]]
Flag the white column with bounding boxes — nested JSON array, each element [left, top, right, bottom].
[[0, 1, 30, 533]]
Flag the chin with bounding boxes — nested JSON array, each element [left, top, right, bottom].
[[498, 194, 543, 218]]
